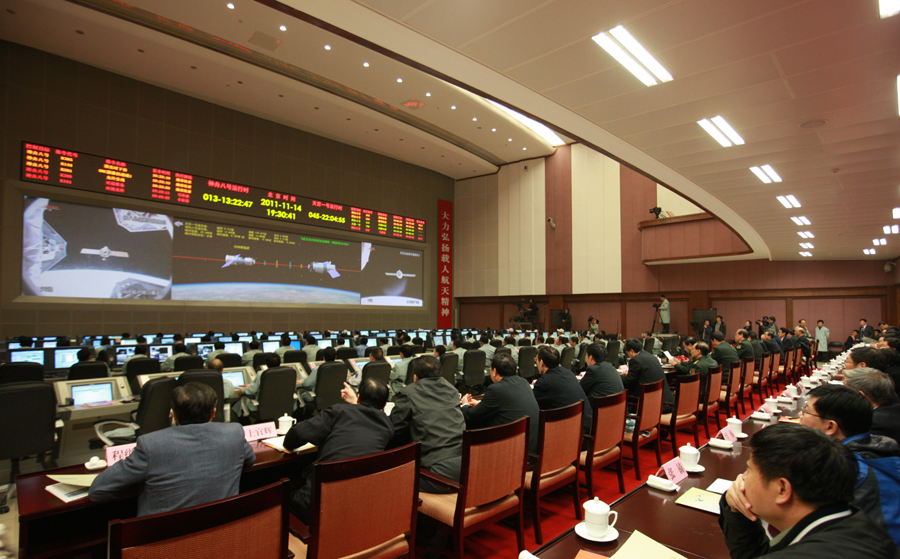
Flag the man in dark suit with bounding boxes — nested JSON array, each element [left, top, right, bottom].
[[579, 343, 624, 400], [462, 353, 540, 453], [844, 368, 900, 443], [748, 332, 765, 368], [711, 332, 741, 383], [761, 330, 782, 355], [860, 319, 876, 340], [794, 327, 812, 360], [622, 338, 674, 413], [533, 345, 592, 433], [89, 383, 255, 517], [779, 328, 796, 349]]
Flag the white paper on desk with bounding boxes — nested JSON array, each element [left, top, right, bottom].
[[261, 436, 315, 453], [47, 474, 99, 487], [706, 478, 734, 494], [663, 351, 673, 360], [45, 482, 91, 503], [611, 530, 688, 559]]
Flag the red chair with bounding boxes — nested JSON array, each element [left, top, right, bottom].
[[701, 365, 723, 438], [738, 356, 756, 413], [623, 380, 664, 480], [718, 362, 742, 420], [752, 352, 772, 402], [660, 374, 701, 457], [580, 391, 627, 497]]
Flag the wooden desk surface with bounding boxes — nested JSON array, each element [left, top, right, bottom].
[[535, 415, 777, 559]]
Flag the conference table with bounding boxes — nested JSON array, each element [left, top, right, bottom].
[[15, 439, 317, 558], [535, 414, 779, 559]]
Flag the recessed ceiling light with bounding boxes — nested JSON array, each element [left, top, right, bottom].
[[894, 208, 900, 219], [803, 231, 814, 238], [450, 105, 456, 109], [324, 45, 331, 50], [712, 116, 744, 145], [792, 216, 811, 225], [750, 166, 771, 183], [508, 138, 513, 142], [226, 2, 234, 8], [592, 26, 672, 87], [363, 62, 369, 67], [472, 117, 477, 121], [799, 252, 812, 257], [894, 225, 899, 234], [487, 100, 565, 147], [791, 217, 803, 226], [491, 128, 496, 132], [875, 238, 888, 246], [865, 248, 876, 255], [697, 118, 732, 147], [760, 165, 782, 182], [785, 195, 801, 208], [776, 196, 796, 209], [522, 147, 527, 150], [880, 0, 900, 18], [798, 232, 810, 239], [397, 78, 402, 83], [425, 92, 431, 97], [279, 25, 286, 31]]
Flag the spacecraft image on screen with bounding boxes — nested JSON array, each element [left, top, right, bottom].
[[359, 244, 424, 307], [21, 198, 173, 299]]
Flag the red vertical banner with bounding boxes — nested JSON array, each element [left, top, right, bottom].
[[437, 200, 453, 329]]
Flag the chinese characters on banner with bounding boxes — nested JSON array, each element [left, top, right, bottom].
[[437, 200, 453, 329]]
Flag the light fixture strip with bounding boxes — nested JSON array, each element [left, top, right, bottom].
[[750, 166, 772, 183], [786, 195, 801, 208], [698, 119, 732, 147], [592, 33, 658, 86], [882, 0, 900, 18], [710, 116, 745, 145], [791, 217, 803, 226], [760, 165, 782, 182], [608, 26, 673, 82], [777, 196, 792, 209]]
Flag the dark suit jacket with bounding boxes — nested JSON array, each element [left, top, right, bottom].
[[763, 338, 781, 355], [872, 403, 900, 444], [714, 321, 727, 334], [781, 336, 796, 349], [623, 350, 674, 405], [390, 376, 464, 468], [795, 335, 811, 359], [464, 375, 540, 453], [89, 422, 255, 517], [750, 339, 764, 366], [533, 366, 592, 433], [711, 342, 741, 383], [580, 361, 625, 400], [860, 325, 876, 339]]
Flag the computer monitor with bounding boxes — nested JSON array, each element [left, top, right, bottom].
[[117, 339, 136, 346], [433, 335, 445, 346], [197, 344, 215, 359], [236, 336, 251, 343], [261, 341, 279, 353], [367, 338, 378, 347], [10, 349, 44, 365], [41, 340, 57, 348], [360, 330, 369, 336], [160, 337, 175, 345], [7, 342, 21, 350], [53, 348, 82, 369], [223, 342, 245, 355], [319, 339, 333, 349], [150, 345, 171, 361], [222, 370, 246, 387], [91, 339, 105, 347], [289, 340, 303, 351], [71, 382, 114, 406], [115, 346, 136, 365], [389, 357, 403, 368], [184, 337, 201, 344]]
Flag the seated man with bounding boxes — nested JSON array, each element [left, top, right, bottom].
[[461, 353, 540, 453], [390, 355, 465, 493], [711, 332, 740, 383], [284, 377, 393, 523], [205, 341, 227, 368], [622, 338, 674, 413], [274, 334, 294, 358], [390, 345, 415, 396], [478, 335, 496, 369], [735, 329, 754, 361], [241, 340, 262, 367], [798, 384, 900, 546], [579, 343, 625, 400], [844, 368, 900, 443], [121, 343, 149, 378], [451, 338, 467, 377], [761, 330, 781, 356], [720, 423, 897, 558], [503, 336, 519, 365], [533, 346, 592, 433], [673, 341, 717, 393], [794, 327, 812, 360], [161, 343, 191, 372], [299, 346, 339, 406], [89, 383, 255, 516], [233, 353, 283, 421]]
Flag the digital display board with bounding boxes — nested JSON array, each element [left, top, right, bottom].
[[21, 142, 426, 242]]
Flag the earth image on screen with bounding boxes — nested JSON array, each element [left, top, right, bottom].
[[172, 282, 360, 304]]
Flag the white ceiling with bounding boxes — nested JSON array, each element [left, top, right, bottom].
[[2, 0, 899, 262]]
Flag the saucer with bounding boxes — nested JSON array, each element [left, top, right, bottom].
[[574, 522, 619, 543], [684, 464, 706, 473], [734, 432, 748, 439]]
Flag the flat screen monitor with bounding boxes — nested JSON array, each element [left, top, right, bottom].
[[71, 382, 114, 406], [234, 332, 248, 337], [367, 338, 378, 347], [7, 342, 21, 350], [224, 342, 244, 355], [360, 330, 369, 336], [197, 344, 215, 359], [10, 350, 44, 365], [433, 336, 445, 346], [261, 341, 279, 353], [319, 339, 333, 349], [115, 346, 136, 365], [91, 339, 105, 347], [290, 340, 303, 350], [41, 340, 57, 348], [54, 348, 82, 369], [118, 339, 136, 346], [390, 357, 403, 368], [222, 370, 245, 387], [160, 337, 174, 345], [184, 337, 201, 344], [150, 345, 171, 361], [237, 336, 252, 343]]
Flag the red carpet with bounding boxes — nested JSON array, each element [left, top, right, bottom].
[[420, 404, 757, 558]]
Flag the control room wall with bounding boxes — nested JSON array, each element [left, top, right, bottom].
[[0, 41, 453, 337]]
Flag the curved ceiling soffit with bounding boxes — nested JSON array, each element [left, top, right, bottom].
[[278, 0, 772, 262]]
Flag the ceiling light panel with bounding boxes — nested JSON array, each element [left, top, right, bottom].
[[777, 196, 792, 209], [710, 116, 744, 145], [883, 0, 900, 19], [750, 166, 771, 183], [592, 29, 664, 87], [698, 118, 732, 147], [785, 195, 801, 208], [487, 100, 565, 147], [894, 208, 900, 219], [607, 26, 672, 83], [791, 217, 803, 226], [760, 165, 782, 182]]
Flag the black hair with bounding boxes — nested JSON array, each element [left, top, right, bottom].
[[504, 336, 516, 346], [434, 345, 446, 356], [17, 336, 34, 348], [174, 343, 187, 354], [171, 382, 217, 425], [806, 384, 872, 437], [491, 353, 517, 377], [623, 338, 643, 354], [249, 340, 260, 350], [134, 344, 148, 356], [850, 347, 887, 371], [695, 342, 710, 356], [399, 345, 414, 358], [370, 347, 384, 359], [358, 378, 389, 409], [711, 332, 725, 343], [77, 347, 92, 361], [881, 348, 900, 366], [682, 337, 697, 346], [281, 334, 291, 346], [748, 423, 855, 507], [323, 346, 336, 362], [136, 335, 147, 344], [208, 358, 224, 372], [585, 343, 607, 363], [737, 329, 749, 339], [265, 353, 281, 368], [411, 355, 441, 379], [537, 345, 560, 369], [214, 341, 225, 350]]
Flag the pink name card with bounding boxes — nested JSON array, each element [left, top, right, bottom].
[[243, 422, 277, 442], [759, 403, 772, 414], [658, 457, 688, 485], [718, 427, 737, 442], [105, 443, 137, 467]]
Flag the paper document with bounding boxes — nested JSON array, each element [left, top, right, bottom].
[[706, 478, 734, 494], [611, 530, 688, 559], [45, 482, 91, 503], [383, 402, 395, 415], [261, 436, 315, 453], [47, 474, 99, 487], [675, 487, 721, 514], [663, 351, 673, 360]]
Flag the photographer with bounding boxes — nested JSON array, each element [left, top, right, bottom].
[[756, 315, 778, 337]]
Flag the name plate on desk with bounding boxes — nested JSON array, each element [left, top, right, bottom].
[[658, 457, 688, 485], [244, 422, 277, 442], [105, 443, 137, 467], [718, 427, 737, 442]]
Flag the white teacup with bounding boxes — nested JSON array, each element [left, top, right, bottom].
[[786, 384, 798, 397], [726, 416, 743, 437], [277, 413, 296, 435], [583, 497, 617, 538], [679, 443, 700, 470], [765, 398, 779, 413]]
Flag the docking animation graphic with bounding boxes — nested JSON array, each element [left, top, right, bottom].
[[222, 254, 257, 268]]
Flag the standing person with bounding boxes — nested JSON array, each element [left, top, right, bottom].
[[860, 319, 876, 340], [560, 307, 573, 332], [798, 319, 811, 337], [658, 295, 670, 334], [815, 320, 831, 364], [698, 320, 713, 345], [714, 316, 727, 335], [846, 330, 861, 349]]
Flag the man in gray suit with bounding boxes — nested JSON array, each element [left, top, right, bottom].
[[89, 383, 255, 516]]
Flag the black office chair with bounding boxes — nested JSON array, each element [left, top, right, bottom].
[[177, 370, 226, 422], [361, 361, 391, 386], [560, 346, 576, 370], [462, 350, 486, 395], [314, 362, 349, 412], [68, 361, 109, 381], [253, 352, 279, 371], [439, 353, 459, 386], [173, 355, 203, 372], [606, 340, 621, 366], [642, 337, 656, 354], [335, 347, 357, 360], [250, 367, 296, 424], [364, 346, 375, 357], [489, 339, 503, 348], [461, 342, 476, 351], [518, 346, 538, 380], [386, 346, 401, 356], [94, 377, 177, 447], [410, 345, 425, 354], [495, 347, 512, 357], [124, 357, 160, 395], [0, 362, 44, 385], [0, 382, 57, 513], [218, 352, 242, 368], [661, 336, 680, 355]]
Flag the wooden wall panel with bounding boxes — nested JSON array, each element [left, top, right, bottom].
[[545, 145, 572, 294]]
